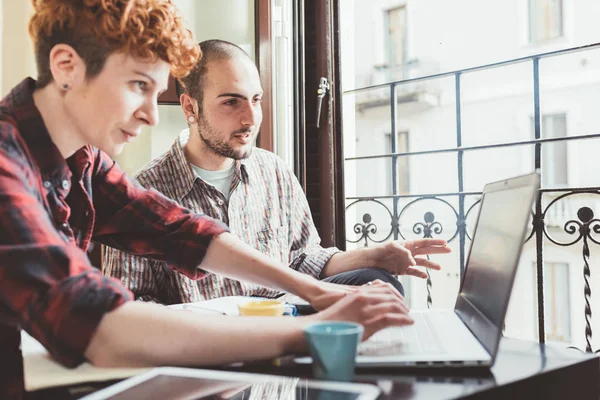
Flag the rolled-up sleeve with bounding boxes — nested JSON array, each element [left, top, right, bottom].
[[0, 138, 132, 367]]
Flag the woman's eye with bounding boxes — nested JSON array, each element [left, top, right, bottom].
[[133, 81, 148, 91]]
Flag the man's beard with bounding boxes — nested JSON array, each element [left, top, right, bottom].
[[196, 114, 254, 160]]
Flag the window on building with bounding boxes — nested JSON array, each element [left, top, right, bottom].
[[385, 6, 407, 81], [534, 262, 571, 342], [532, 113, 568, 187], [386, 131, 410, 195], [529, 0, 563, 44], [543, 113, 568, 187]]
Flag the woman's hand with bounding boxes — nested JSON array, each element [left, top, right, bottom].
[[311, 281, 413, 340]]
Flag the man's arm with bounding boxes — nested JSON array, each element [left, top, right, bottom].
[[280, 163, 451, 279], [284, 167, 341, 278], [320, 239, 451, 278]]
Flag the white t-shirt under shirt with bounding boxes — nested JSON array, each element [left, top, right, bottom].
[[190, 161, 236, 201]]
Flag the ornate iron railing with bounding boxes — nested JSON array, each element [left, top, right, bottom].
[[343, 43, 600, 353]]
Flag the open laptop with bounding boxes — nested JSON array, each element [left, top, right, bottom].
[[299, 171, 540, 368]]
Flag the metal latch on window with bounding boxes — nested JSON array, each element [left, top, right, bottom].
[[316, 77, 330, 128]]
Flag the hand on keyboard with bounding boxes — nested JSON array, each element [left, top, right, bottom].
[[311, 287, 414, 340], [307, 278, 405, 311]]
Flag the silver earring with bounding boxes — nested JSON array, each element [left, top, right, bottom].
[[61, 83, 69, 91], [188, 115, 196, 123]]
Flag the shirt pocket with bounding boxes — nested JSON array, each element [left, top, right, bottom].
[[256, 225, 289, 264]]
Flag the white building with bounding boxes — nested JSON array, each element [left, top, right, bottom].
[[341, 0, 600, 351]]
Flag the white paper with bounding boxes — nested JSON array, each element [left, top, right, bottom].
[[167, 294, 309, 316], [168, 295, 263, 315]]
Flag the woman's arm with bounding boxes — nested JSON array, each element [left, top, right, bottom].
[[84, 289, 414, 368]]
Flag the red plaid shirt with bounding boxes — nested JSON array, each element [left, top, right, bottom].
[[0, 79, 229, 368]]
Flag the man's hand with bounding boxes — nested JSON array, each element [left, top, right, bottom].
[[311, 283, 413, 340], [368, 239, 451, 278], [320, 238, 451, 279]]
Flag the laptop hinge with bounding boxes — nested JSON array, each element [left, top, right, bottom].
[[455, 294, 502, 359]]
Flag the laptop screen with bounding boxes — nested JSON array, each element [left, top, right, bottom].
[[460, 183, 534, 327]]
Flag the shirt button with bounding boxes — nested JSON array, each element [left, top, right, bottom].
[[61, 180, 70, 190], [43, 181, 52, 188]]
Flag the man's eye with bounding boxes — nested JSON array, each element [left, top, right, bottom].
[[224, 99, 237, 106], [253, 97, 263, 104]]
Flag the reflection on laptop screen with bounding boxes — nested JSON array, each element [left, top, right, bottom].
[[460, 185, 532, 327]]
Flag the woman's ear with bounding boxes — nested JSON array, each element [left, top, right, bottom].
[[48, 44, 86, 90]]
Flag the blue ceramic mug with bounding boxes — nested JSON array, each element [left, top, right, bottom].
[[303, 321, 364, 381]]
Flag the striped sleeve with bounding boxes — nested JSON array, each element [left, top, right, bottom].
[[285, 165, 340, 278], [102, 245, 166, 303]]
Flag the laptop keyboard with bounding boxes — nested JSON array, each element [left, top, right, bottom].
[[358, 313, 446, 356]]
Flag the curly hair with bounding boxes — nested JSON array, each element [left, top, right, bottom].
[[28, 0, 200, 88]]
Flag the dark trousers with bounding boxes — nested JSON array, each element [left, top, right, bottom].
[[322, 267, 405, 296]]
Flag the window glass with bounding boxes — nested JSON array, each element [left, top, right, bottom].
[[529, 0, 563, 43]]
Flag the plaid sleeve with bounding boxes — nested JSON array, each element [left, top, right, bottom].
[[0, 124, 132, 368], [91, 150, 229, 280]]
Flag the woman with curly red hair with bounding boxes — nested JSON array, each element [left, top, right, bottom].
[[0, 0, 410, 376]]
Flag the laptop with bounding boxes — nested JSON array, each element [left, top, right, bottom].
[[299, 171, 540, 368]]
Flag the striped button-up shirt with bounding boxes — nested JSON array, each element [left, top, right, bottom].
[[103, 130, 339, 303], [0, 80, 228, 368]]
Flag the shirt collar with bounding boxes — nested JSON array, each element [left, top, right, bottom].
[[170, 129, 251, 201], [6, 78, 75, 183]]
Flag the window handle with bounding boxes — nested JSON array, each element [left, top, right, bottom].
[[316, 77, 330, 128]]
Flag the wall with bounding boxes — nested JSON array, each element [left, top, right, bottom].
[[1, 0, 36, 96]]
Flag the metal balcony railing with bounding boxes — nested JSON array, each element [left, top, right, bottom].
[[343, 43, 600, 353]]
